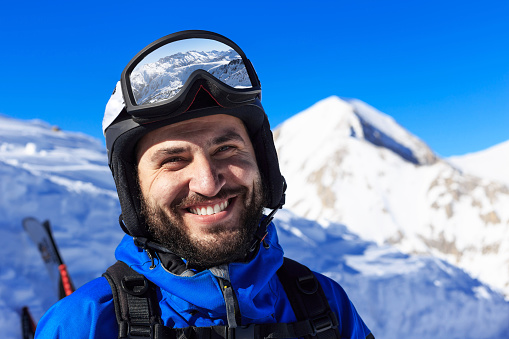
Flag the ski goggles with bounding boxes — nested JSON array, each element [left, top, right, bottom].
[[104, 30, 262, 130]]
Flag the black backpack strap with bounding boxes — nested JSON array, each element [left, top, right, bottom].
[[103, 261, 166, 339], [276, 257, 341, 339], [103, 259, 346, 339]]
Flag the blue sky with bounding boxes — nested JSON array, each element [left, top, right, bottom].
[[1, 0, 507, 157]]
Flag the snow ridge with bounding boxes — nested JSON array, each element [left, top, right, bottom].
[[345, 98, 437, 165], [448, 140, 509, 186]]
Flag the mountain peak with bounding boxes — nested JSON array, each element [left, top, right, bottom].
[[276, 96, 436, 166], [274, 95, 509, 299]]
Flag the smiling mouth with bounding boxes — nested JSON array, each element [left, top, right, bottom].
[[187, 199, 230, 216]]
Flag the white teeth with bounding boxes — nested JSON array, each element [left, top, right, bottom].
[[189, 200, 229, 216], [213, 204, 221, 214]]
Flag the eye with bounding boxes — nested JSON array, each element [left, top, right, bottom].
[[161, 156, 186, 168], [215, 145, 239, 156], [217, 145, 233, 152]]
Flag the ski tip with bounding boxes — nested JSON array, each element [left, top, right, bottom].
[[21, 217, 39, 231]]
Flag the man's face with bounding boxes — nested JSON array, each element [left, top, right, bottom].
[[136, 114, 265, 267]]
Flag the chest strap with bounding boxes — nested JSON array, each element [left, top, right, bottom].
[[103, 261, 162, 338], [103, 259, 340, 339], [276, 258, 341, 339]]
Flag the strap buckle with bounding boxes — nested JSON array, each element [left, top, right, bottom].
[[120, 321, 163, 338], [296, 274, 319, 295], [121, 275, 149, 296], [310, 312, 338, 336]]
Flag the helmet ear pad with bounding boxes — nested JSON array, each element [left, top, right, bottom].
[[249, 114, 285, 209], [110, 128, 146, 237], [108, 102, 285, 238]]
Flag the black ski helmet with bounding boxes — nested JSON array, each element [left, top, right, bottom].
[[102, 30, 285, 238]]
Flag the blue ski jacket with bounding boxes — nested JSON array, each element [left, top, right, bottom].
[[35, 222, 372, 338]]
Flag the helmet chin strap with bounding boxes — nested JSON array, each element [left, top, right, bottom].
[[119, 215, 173, 269], [248, 179, 287, 254], [132, 236, 174, 269]]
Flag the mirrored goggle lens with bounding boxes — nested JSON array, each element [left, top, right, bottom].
[[129, 38, 254, 106]]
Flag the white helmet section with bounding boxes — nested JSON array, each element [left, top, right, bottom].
[[102, 81, 125, 136]]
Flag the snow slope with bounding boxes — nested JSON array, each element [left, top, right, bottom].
[[274, 96, 509, 297], [277, 209, 509, 338], [448, 140, 509, 186], [0, 115, 124, 337], [1, 114, 508, 338]]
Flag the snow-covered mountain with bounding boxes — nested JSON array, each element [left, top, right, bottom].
[[274, 96, 509, 297], [1, 112, 508, 338], [448, 140, 509, 186]]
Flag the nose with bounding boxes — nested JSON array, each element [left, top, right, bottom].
[[188, 155, 226, 197]]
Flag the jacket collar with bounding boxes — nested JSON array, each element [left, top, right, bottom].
[[114, 222, 284, 321]]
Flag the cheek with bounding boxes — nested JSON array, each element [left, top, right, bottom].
[[227, 159, 260, 184], [141, 172, 182, 208]]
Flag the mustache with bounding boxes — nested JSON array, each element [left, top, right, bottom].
[[174, 187, 248, 209]]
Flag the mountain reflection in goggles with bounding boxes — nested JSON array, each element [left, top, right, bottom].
[[129, 38, 254, 106]]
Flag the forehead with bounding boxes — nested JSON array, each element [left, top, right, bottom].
[[137, 114, 251, 158]]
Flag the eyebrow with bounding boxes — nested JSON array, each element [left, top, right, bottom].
[[150, 146, 187, 163], [211, 129, 246, 146]]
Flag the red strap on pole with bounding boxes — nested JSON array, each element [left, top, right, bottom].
[[58, 264, 74, 296]]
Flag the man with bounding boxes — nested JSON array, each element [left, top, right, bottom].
[[36, 30, 373, 338]]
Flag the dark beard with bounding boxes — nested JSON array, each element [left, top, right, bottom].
[[139, 182, 265, 269]]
